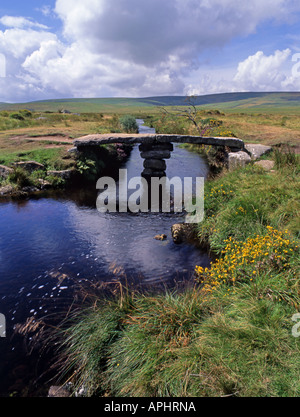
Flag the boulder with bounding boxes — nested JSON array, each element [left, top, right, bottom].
[[154, 234, 167, 241], [0, 165, 13, 178], [47, 169, 74, 180], [21, 186, 39, 193], [67, 147, 80, 156], [0, 185, 14, 196], [14, 161, 45, 173], [227, 151, 251, 170], [254, 160, 275, 171], [37, 179, 52, 189], [48, 385, 71, 397], [245, 144, 272, 160], [171, 223, 197, 244]]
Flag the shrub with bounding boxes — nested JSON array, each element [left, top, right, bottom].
[[9, 112, 25, 121], [195, 226, 299, 297], [119, 115, 139, 133], [19, 109, 32, 118], [273, 146, 298, 169]]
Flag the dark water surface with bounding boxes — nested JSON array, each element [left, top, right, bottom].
[[0, 120, 210, 396]]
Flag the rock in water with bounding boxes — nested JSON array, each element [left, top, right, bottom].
[[154, 234, 167, 241], [171, 224, 197, 244]]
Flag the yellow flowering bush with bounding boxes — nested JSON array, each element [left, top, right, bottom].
[[195, 226, 299, 295]]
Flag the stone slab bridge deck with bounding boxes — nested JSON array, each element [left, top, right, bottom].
[[73, 133, 246, 177]]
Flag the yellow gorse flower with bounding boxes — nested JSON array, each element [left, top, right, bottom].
[[195, 226, 298, 297]]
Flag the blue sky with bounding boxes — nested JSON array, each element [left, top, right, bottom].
[[1, 0, 300, 102]]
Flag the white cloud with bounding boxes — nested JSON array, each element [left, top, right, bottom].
[[36, 5, 53, 18], [234, 49, 294, 91], [22, 40, 185, 97], [1, 0, 300, 101], [0, 24, 59, 101], [0, 15, 48, 30], [0, 28, 57, 59], [54, 0, 298, 67], [185, 49, 300, 95]]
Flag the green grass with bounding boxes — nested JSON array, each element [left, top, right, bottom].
[[197, 161, 300, 253], [2, 92, 300, 114], [58, 272, 300, 397], [56, 154, 300, 397], [0, 98, 157, 114], [0, 147, 71, 170]]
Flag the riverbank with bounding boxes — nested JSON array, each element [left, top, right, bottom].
[[0, 111, 140, 199], [0, 141, 133, 199], [52, 149, 300, 397]]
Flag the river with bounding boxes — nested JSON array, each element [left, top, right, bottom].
[[0, 119, 210, 396]]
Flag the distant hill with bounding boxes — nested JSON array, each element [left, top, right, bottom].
[[1, 92, 300, 113]]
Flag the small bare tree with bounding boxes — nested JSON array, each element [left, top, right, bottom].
[[158, 96, 211, 136]]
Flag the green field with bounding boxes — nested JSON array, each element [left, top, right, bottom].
[[1, 92, 300, 114]]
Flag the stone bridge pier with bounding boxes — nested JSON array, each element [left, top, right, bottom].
[[139, 142, 173, 177]]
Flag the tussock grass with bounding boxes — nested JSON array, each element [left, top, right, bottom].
[[58, 276, 300, 397]]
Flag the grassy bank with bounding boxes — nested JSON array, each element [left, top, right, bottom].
[[0, 112, 136, 193], [56, 152, 300, 397]]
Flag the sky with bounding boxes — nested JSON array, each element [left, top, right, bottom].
[[1, 0, 300, 102]]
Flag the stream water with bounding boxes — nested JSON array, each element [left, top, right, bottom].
[[0, 119, 210, 396]]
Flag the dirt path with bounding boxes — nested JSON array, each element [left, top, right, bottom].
[[7, 134, 74, 143]]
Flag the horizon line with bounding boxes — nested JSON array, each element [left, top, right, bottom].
[[1, 90, 300, 105]]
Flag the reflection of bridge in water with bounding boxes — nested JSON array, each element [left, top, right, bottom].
[[73, 133, 245, 177]]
